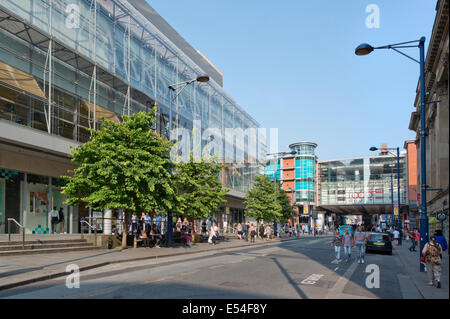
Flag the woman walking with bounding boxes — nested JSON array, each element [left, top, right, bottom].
[[237, 223, 243, 240], [331, 229, 343, 263], [422, 235, 443, 288]]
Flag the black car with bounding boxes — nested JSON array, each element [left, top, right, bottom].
[[366, 232, 392, 255]]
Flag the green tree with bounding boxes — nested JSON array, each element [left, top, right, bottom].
[[61, 108, 177, 248], [173, 153, 228, 227], [244, 175, 282, 232], [275, 180, 295, 224]]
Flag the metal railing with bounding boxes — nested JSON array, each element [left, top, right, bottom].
[[7, 218, 25, 249], [80, 219, 97, 243]]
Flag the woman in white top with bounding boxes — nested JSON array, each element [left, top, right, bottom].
[[208, 222, 217, 245]]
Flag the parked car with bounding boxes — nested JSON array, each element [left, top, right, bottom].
[[366, 232, 392, 255]]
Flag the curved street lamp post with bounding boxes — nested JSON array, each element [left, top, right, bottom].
[[357, 38, 427, 271]]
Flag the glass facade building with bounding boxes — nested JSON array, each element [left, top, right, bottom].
[[289, 142, 317, 203], [318, 155, 407, 207], [0, 0, 265, 234]]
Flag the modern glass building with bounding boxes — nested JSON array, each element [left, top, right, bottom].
[[318, 153, 408, 221], [289, 142, 317, 203], [0, 0, 265, 234]]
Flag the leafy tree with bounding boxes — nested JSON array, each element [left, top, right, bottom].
[[275, 180, 295, 224], [62, 108, 177, 248], [173, 153, 228, 230], [244, 175, 282, 232]]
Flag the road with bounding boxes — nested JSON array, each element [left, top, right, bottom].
[[0, 236, 413, 299]]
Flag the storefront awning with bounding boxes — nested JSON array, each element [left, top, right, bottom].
[[0, 61, 46, 99]]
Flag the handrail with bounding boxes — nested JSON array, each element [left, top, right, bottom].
[[80, 219, 97, 240], [7, 218, 25, 250]]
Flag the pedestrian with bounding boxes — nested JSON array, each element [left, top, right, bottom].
[[244, 222, 250, 241], [259, 223, 265, 240], [201, 220, 207, 235], [237, 223, 243, 240], [250, 224, 256, 243], [422, 235, 443, 288], [393, 228, 400, 246], [343, 229, 353, 263], [131, 213, 138, 236], [50, 206, 59, 234], [182, 225, 192, 248], [331, 229, 343, 263], [150, 224, 162, 248], [288, 224, 293, 237], [434, 230, 448, 253], [58, 207, 65, 234], [409, 229, 418, 252], [208, 222, 217, 245], [354, 226, 367, 264]]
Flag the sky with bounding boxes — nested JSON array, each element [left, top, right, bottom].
[[147, 0, 437, 161]]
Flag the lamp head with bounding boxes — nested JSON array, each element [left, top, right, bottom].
[[369, 147, 378, 152], [355, 43, 374, 56], [196, 75, 210, 83]]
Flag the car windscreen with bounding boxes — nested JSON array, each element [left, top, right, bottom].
[[369, 234, 385, 241]]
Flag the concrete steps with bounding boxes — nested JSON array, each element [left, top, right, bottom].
[[0, 238, 101, 256]]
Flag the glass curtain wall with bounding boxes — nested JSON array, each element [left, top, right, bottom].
[[318, 156, 407, 206]]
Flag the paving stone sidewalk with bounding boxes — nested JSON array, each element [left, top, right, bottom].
[[0, 234, 312, 291], [393, 240, 449, 299]]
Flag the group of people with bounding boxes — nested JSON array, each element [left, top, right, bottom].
[[50, 206, 65, 234], [331, 224, 448, 289], [234, 222, 273, 242], [330, 226, 367, 264]]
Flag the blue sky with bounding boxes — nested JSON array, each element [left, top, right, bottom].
[[147, 0, 437, 160]]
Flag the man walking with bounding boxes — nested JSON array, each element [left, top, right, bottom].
[[393, 228, 400, 246], [50, 206, 59, 234], [331, 229, 343, 263], [354, 226, 367, 264], [409, 229, 418, 252], [343, 229, 353, 263]]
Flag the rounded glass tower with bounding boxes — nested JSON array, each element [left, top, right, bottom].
[[288, 142, 317, 204]]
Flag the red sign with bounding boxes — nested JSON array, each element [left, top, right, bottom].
[[417, 193, 421, 201]]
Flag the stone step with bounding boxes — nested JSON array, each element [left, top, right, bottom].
[[0, 242, 94, 252], [0, 239, 87, 246], [0, 245, 102, 257]]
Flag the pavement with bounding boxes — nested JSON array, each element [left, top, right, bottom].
[[393, 240, 449, 299], [0, 233, 306, 291]]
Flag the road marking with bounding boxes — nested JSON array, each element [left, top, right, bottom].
[[334, 267, 339, 272], [260, 253, 268, 256], [325, 262, 358, 298], [209, 265, 224, 270], [301, 274, 324, 285], [181, 270, 198, 276], [144, 276, 173, 284], [231, 260, 243, 264]]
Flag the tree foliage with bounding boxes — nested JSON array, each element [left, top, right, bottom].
[[173, 153, 228, 220], [244, 175, 282, 223], [61, 108, 177, 215], [275, 180, 295, 223]]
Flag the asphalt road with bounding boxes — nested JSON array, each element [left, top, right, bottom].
[[0, 236, 411, 299]]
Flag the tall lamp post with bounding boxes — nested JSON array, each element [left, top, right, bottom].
[[370, 147, 402, 243], [356, 38, 428, 271], [167, 74, 210, 247], [267, 151, 297, 237]]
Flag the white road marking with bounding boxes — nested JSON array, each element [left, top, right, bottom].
[[325, 262, 358, 298], [301, 274, 324, 285]]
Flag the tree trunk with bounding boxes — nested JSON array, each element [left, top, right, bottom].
[[121, 211, 128, 249]]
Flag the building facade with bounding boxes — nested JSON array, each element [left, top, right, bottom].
[[0, 0, 265, 234], [318, 151, 408, 229], [408, 0, 449, 238], [265, 142, 318, 226]]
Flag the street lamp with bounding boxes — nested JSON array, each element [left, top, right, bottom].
[[370, 147, 401, 241], [166, 75, 210, 247], [357, 38, 428, 271], [267, 150, 297, 237]]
